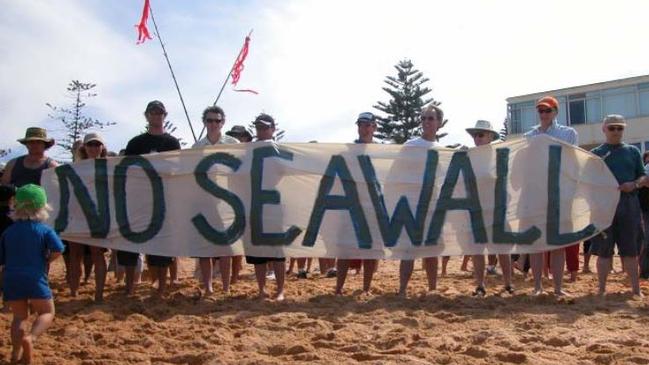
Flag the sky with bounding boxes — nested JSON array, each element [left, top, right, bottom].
[[2, 0, 649, 161]]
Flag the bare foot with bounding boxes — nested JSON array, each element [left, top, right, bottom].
[[397, 290, 407, 298], [582, 267, 591, 274], [21, 335, 33, 365], [632, 291, 645, 300], [334, 290, 343, 296], [531, 289, 544, 296]]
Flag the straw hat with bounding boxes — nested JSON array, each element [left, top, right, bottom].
[[17, 127, 55, 149]]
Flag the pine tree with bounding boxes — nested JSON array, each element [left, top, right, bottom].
[[373, 59, 448, 144], [0, 149, 9, 159], [500, 118, 509, 141], [47, 80, 115, 159]]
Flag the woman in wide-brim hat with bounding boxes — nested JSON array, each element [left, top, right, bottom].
[[1, 127, 58, 187]]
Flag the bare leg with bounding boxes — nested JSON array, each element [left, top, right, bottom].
[[473, 255, 486, 289], [550, 249, 567, 296], [230, 256, 242, 284], [441, 256, 449, 277], [199, 258, 214, 294], [596, 256, 611, 295], [399, 260, 414, 296], [124, 266, 136, 295], [155, 266, 169, 296], [498, 254, 512, 289], [335, 259, 350, 295], [287, 258, 296, 274], [423, 257, 439, 291], [306, 258, 313, 272], [8, 300, 28, 363], [68, 242, 83, 296], [530, 252, 544, 295], [461, 256, 471, 271], [583, 252, 592, 273], [83, 251, 93, 284], [23, 299, 55, 364], [219, 256, 232, 294], [253, 263, 268, 298], [362, 259, 377, 293], [90, 247, 107, 302], [622, 256, 642, 296], [273, 260, 286, 301], [169, 258, 179, 284]]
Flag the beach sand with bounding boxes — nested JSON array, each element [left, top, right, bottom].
[[2, 255, 649, 364]]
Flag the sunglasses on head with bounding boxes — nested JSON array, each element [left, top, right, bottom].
[[204, 118, 223, 124], [537, 108, 553, 114], [86, 141, 103, 147], [607, 126, 624, 132]]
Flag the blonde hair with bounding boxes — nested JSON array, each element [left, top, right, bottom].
[[11, 204, 51, 222]]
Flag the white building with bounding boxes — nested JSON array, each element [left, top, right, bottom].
[[507, 74, 649, 151]]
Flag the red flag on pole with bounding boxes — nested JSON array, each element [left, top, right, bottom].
[[231, 33, 258, 94], [135, 0, 153, 44]]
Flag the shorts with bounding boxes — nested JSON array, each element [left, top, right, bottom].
[[146, 255, 174, 267], [590, 193, 643, 258], [117, 250, 139, 267], [3, 272, 52, 301], [246, 256, 285, 265]]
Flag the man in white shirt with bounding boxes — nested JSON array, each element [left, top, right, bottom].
[[399, 104, 442, 296], [192, 106, 239, 296]]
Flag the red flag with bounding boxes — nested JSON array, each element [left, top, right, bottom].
[[231, 34, 258, 94], [135, 0, 153, 44]]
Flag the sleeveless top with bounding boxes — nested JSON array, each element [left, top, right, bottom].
[[10, 156, 53, 187]]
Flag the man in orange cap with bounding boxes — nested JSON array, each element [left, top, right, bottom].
[[523, 96, 578, 296]]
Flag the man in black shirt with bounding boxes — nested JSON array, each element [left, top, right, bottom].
[[117, 100, 181, 296]]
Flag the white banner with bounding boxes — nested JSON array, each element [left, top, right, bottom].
[[42, 135, 619, 259]]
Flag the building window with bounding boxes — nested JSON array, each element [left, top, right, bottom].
[[568, 96, 586, 125], [602, 86, 636, 118], [639, 83, 649, 116]]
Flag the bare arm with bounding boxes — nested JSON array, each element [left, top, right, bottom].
[[0, 159, 15, 185], [48, 251, 62, 263]]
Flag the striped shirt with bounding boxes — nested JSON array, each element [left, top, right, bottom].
[[524, 120, 578, 146]]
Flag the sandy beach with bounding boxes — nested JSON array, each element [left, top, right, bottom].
[[2, 255, 649, 365]]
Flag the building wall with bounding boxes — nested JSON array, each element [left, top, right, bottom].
[[506, 75, 649, 152]]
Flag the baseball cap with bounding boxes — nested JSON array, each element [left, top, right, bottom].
[[536, 96, 559, 110], [356, 112, 376, 124], [254, 113, 275, 127], [145, 100, 166, 114], [602, 114, 627, 127]]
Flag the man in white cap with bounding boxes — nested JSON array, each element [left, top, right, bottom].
[[589, 114, 647, 297], [465, 120, 513, 296]]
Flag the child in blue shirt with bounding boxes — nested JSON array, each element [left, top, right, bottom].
[[0, 184, 64, 364], [0, 184, 16, 310]]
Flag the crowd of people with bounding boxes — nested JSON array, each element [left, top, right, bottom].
[[0, 96, 648, 363]]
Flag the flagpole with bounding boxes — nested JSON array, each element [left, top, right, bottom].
[[149, 4, 198, 143], [198, 30, 253, 140]]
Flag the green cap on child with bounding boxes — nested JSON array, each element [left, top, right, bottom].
[[15, 184, 47, 210]]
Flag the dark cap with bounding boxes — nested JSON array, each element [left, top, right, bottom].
[[356, 112, 376, 124], [254, 113, 275, 127], [225, 125, 253, 139], [145, 100, 166, 114]]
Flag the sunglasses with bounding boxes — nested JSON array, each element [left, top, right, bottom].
[[85, 141, 103, 147], [148, 111, 166, 116], [204, 118, 223, 124], [472, 133, 486, 138], [537, 108, 553, 114], [607, 126, 624, 132], [421, 116, 437, 122]]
